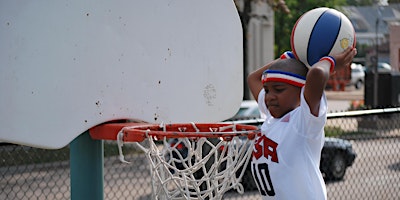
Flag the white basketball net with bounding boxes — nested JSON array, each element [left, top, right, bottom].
[[117, 123, 256, 200]]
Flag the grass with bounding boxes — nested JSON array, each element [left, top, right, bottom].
[[324, 126, 374, 138], [0, 142, 142, 167]]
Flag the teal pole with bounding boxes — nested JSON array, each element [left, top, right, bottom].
[[70, 131, 104, 200]]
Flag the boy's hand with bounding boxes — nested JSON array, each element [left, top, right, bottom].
[[332, 47, 357, 71]]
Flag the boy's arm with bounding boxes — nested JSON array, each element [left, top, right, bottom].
[[247, 59, 279, 102], [304, 47, 357, 116]]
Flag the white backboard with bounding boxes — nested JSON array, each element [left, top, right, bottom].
[[0, 0, 243, 149]]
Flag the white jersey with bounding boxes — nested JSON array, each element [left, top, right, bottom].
[[251, 88, 327, 200]]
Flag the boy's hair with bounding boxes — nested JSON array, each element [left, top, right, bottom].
[[269, 58, 308, 77]]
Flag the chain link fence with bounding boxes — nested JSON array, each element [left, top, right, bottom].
[[1, 108, 400, 200]]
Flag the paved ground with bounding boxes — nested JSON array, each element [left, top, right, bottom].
[[325, 85, 364, 112], [325, 86, 364, 101]]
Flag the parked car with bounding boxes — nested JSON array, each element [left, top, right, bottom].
[[229, 100, 266, 120], [377, 62, 392, 72], [320, 137, 356, 181], [366, 62, 392, 73], [350, 63, 365, 89]]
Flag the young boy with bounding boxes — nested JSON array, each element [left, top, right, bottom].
[[247, 47, 356, 199]]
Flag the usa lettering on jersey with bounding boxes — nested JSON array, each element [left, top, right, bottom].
[[253, 135, 278, 162], [252, 135, 278, 197]]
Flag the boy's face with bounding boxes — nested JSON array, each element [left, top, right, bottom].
[[263, 81, 301, 118]]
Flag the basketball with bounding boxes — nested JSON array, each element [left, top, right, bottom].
[[290, 7, 356, 67]]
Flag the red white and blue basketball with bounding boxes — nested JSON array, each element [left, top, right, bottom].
[[290, 7, 356, 68]]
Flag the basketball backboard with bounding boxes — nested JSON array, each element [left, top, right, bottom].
[[0, 0, 243, 149]]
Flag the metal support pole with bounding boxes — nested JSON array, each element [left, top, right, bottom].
[[373, 5, 382, 108], [373, 18, 379, 107], [70, 131, 104, 200]]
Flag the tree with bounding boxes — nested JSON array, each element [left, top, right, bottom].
[[274, 0, 347, 56], [346, 0, 375, 5]]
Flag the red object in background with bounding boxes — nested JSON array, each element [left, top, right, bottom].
[[327, 64, 351, 91]]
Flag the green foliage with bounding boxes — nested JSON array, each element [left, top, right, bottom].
[[324, 126, 347, 137], [0, 145, 70, 167], [274, 0, 348, 56], [0, 142, 142, 167], [324, 126, 372, 137], [346, 0, 376, 5]]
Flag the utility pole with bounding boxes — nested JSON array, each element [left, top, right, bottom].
[[373, 5, 382, 107]]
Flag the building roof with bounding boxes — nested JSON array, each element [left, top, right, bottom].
[[340, 4, 400, 42]]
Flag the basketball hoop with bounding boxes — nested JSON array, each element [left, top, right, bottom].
[[90, 122, 260, 200]]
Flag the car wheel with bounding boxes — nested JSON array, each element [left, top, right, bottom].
[[354, 80, 363, 89], [241, 166, 258, 191], [326, 153, 347, 180]]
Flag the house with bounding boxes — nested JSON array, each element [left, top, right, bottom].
[[340, 4, 400, 71]]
